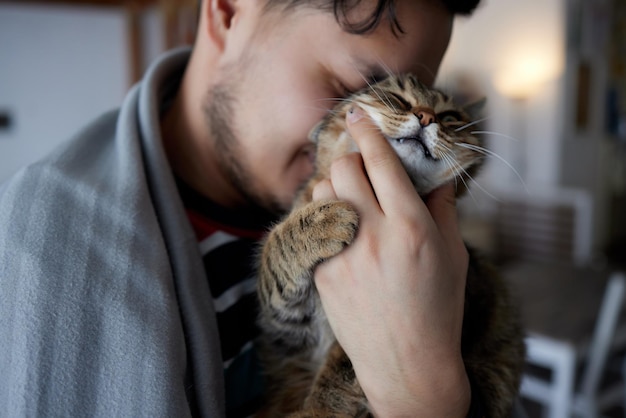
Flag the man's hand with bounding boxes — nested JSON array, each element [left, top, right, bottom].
[[312, 107, 471, 417]]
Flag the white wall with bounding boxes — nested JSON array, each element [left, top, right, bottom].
[[1, 0, 565, 189], [439, 0, 566, 193], [0, 4, 129, 182], [440, 0, 620, 253]]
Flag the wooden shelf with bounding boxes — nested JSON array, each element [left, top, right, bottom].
[[0, 0, 157, 8], [1, 0, 198, 85]]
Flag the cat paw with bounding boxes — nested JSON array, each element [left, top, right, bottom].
[[297, 200, 359, 261], [260, 200, 358, 296]]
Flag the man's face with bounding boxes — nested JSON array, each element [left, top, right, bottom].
[[205, 0, 453, 213]]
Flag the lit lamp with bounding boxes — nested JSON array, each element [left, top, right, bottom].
[[493, 49, 563, 183], [494, 54, 560, 100]]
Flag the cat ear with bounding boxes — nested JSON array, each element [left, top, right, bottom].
[[308, 120, 326, 143], [462, 97, 487, 120]]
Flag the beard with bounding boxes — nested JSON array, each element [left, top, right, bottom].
[[203, 79, 287, 216]]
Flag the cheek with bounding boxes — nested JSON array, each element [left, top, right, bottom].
[[275, 74, 337, 144], [253, 75, 332, 153], [245, 83, 330, 186]]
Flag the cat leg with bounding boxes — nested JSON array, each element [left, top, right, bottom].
[[290, 342, 370, 418], [258, 200, 358, 350], [461, 249, 526, 418]]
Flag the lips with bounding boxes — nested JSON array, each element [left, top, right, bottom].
[[393, 133, 435, 160]]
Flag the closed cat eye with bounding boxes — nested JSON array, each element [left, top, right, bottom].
[[386, 92, 412, 111], [438, 110, 464, 124]]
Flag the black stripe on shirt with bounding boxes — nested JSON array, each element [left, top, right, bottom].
[[216, 292, 260, 362], [203, 239, 259, 299]]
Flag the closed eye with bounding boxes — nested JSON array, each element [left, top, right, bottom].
[[338, 82, 354, 97], [437, 110, 465, 125], [339, 72, 387, 97], [387, 92, 412, 111]]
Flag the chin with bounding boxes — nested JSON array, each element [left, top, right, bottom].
[[260, 184, 299, 215]]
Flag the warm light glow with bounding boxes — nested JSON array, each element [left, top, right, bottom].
[[494, 45, 563, 100]]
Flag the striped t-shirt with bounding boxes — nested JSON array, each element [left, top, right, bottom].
[[177, 179, 276, 418]]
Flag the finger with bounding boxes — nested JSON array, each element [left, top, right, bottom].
[[425, 183, 465, 250], [346, 107, 424, 215], [312, 178, 337, 201], [328, 152, 380, 217]]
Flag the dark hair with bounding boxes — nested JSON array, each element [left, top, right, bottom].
[[263, 0, 481, 35]]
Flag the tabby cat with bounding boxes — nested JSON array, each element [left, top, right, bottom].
[[256, 73, 525, 418]]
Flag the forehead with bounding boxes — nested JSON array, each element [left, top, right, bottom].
[[256, 0, 453, 86], [328, 0, 453, 86]]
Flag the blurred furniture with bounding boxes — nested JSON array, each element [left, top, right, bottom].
[[509, 266, 626, 418], [493, 186, 593, 266], [491, 187, 626, 417]]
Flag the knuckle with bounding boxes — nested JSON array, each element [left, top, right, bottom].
[[398, 219, 429, 249], [312, 179, 335, 201], [366, 150, 397, 171], [330, 153, 361, 177]]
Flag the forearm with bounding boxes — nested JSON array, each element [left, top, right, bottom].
[[362, 354, 471, 418]]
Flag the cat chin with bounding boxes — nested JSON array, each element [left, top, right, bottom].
[[389, 140, 434, 163], [409, 176, 439, 196], [394, 151, 443, 196]]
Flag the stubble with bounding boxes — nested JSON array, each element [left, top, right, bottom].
[[202, 75, 286, 215]]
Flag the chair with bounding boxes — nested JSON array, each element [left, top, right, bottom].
[[520, 271, 626, 418], [487, 186, 625, 417]]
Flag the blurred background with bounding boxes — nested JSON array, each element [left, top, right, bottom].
[[438, 4, 626, 415], [0, 0, 625, 416]]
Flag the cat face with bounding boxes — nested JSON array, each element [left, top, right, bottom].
[[312, 74, 484, 195]]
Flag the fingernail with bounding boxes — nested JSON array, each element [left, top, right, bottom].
[[347, 107, 364, 124]]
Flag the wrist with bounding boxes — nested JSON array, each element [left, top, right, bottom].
[[363, 358, 471, 418]]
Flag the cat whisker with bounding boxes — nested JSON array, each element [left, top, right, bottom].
[[315, 97, 353, 106], [455, 117, 491, 132], [454, 160, 502, 203], [437, 142, 454, 154], [443, 151, 503, 204], [470, 130, 520, 141], [373, 56, 397, 80], [413, 63, 436, 84], [313, 97, 355, 104], [353, 66, 374, 89], [303, 96, 357, 110], [352, 65, 397, 113], [382, 92, 404, 115], [298, 108, 349, 125], [308, 99, 356, 113], [442, 152, 479, 205], [456, 143, 529, 193], [377, 54, 434, 84], [440, 152, 460, 192], [370, 88, 395, 115]]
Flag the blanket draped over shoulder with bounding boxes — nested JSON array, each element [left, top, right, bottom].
[[0, 48, 225, 417]]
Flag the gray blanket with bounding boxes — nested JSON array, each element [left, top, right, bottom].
[[0, 48, 225, 417]]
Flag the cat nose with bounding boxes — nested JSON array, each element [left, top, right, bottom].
[[416, 109, 435, 127]]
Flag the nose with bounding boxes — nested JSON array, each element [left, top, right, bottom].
[[416, 108, 435, 127]]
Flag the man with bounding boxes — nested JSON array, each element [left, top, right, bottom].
[[0, 0, 507, 416]]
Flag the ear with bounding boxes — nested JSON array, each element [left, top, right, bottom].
[[462, 97, 487, 120], [205, 0, 237, 52]]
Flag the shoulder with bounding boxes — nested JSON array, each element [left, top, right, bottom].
[[0, 109, 121, 233], [0, 104, 162, 297], [0, 107, 193, 415]]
